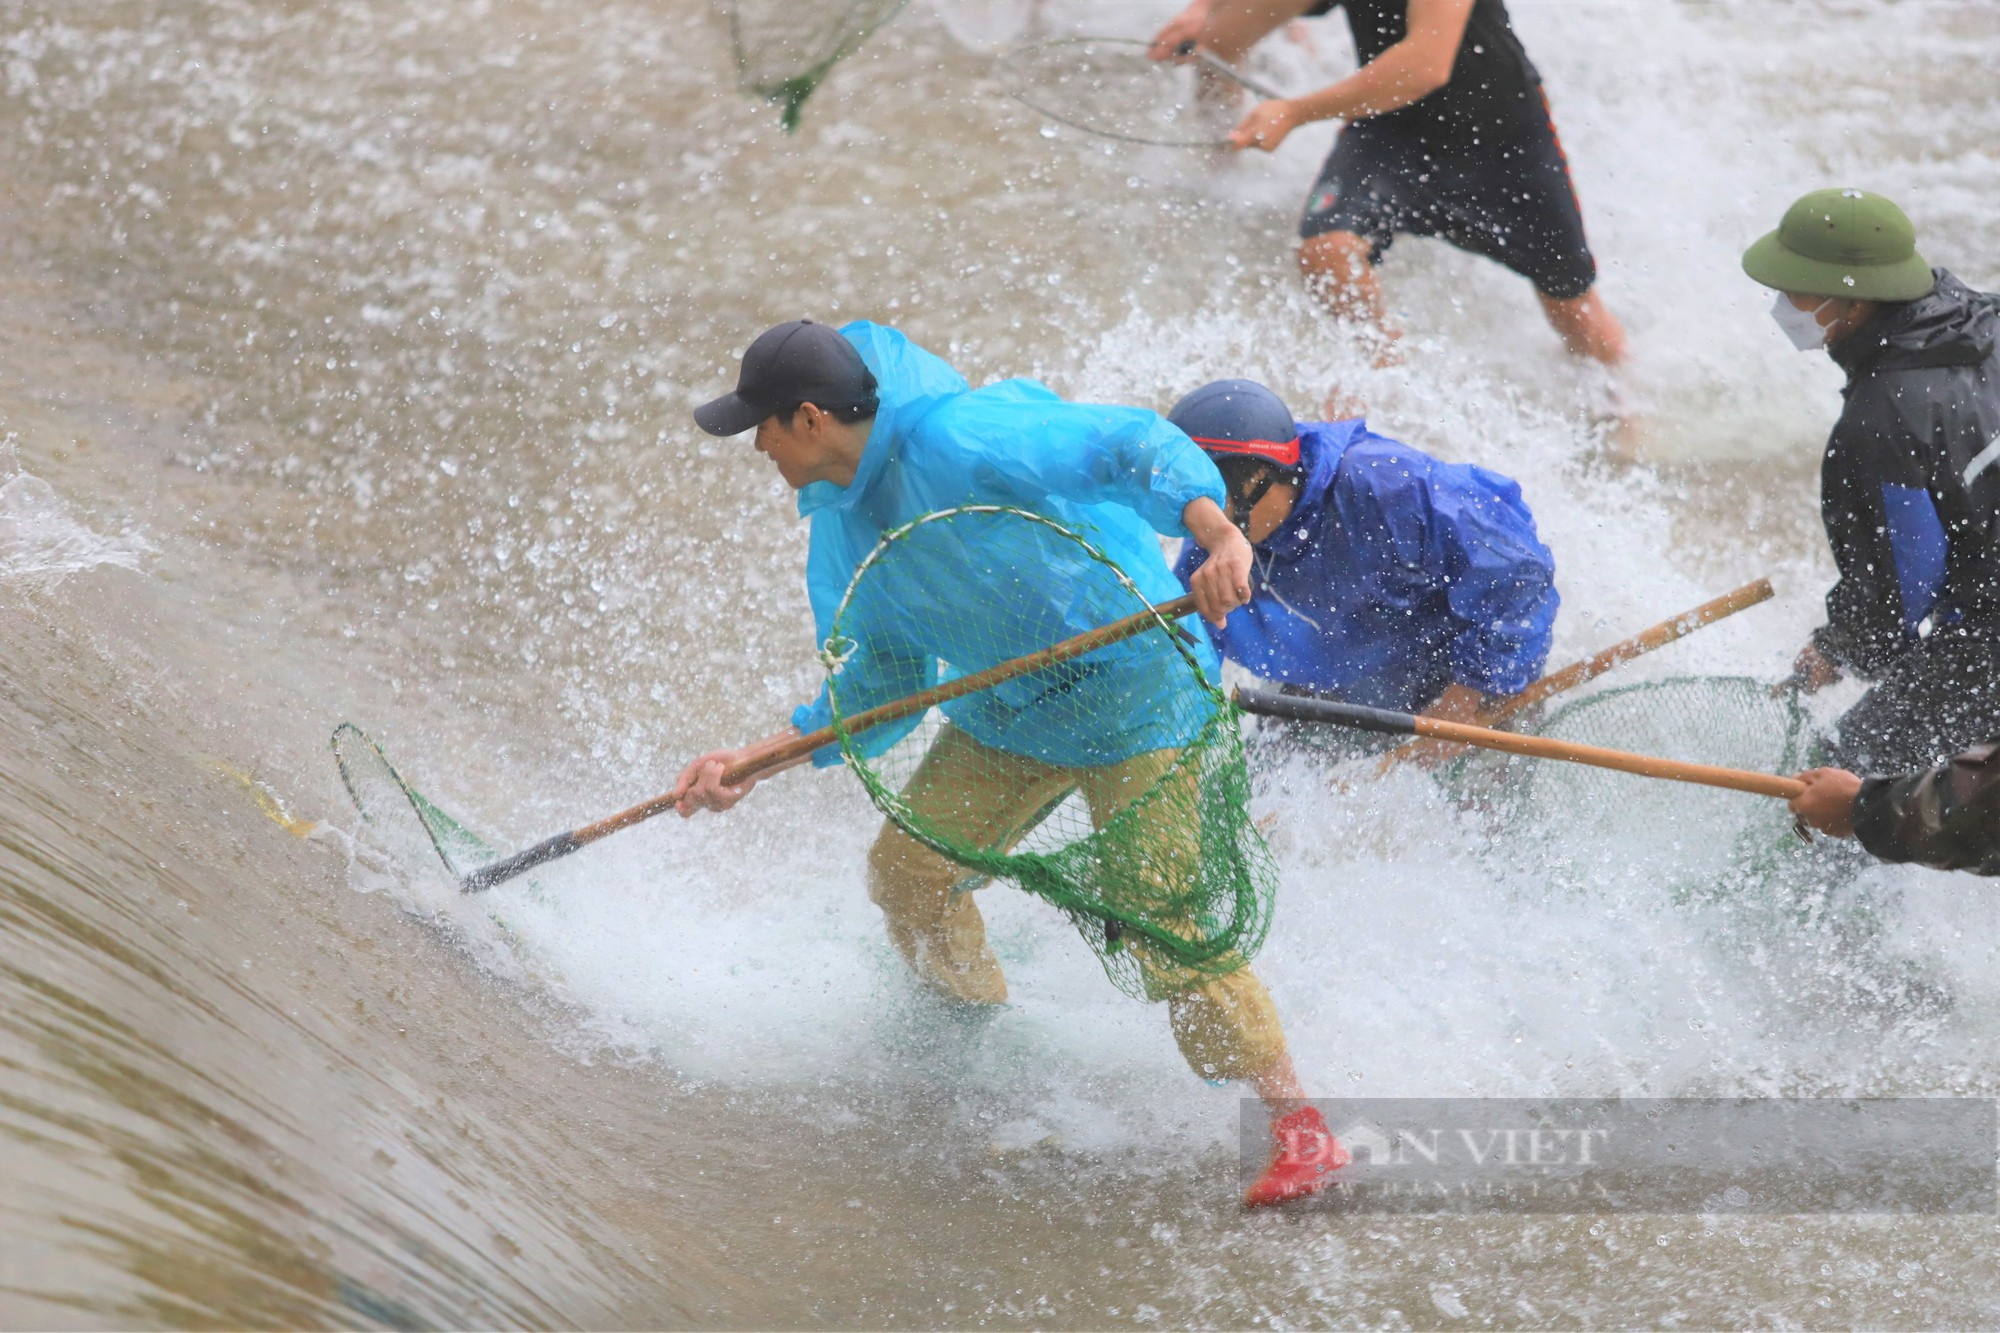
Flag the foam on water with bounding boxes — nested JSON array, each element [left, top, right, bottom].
[[0, 471, 150, 582]]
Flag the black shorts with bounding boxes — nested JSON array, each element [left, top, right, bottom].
[[1298, 93, 1598, 300]]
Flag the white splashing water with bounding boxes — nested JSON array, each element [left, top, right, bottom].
[[0, 473, 149, 582], [13, 0, 1986, 1153], [421, 0, 1998, 1136]]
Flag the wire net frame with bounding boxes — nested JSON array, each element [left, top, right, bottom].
[[823, 505, 1279, 999], [994, 35, 1268, 148], [1461, 675, 1814, 899], [724, 0, 910, 130], [331, 722, 495, 882]]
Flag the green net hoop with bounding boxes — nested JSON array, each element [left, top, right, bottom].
[[824, 505, 1277, 999], [1497, 675, 1810, 895], [723, 0, 908, 130], [332, 722, 496, 883]]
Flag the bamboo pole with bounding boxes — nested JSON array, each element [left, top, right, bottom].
[[458, 593, 1201, 891], [1366, 578, 1774, 775], [1239, 686, 1805, 800]]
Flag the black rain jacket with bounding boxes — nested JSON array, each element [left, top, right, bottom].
[[1854, 740, 2000, 875], [1813, 269, 2000, 675]]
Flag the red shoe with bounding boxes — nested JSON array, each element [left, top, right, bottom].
[[1244, 1105, 1348, 1208]]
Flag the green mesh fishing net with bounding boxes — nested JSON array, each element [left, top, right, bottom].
[[823, 506, 1278, 999], [722, 0, 908, 130], [1497, 675, 1810, 892], [332, 722, 494, 884]]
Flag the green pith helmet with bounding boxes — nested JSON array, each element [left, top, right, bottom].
[[1742, 188, 1936, 302]]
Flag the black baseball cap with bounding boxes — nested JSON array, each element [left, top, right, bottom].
[[693, 319, 879, 436]]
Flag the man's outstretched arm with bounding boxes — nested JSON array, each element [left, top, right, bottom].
[[1183, 497, 1257, 627], [1230, 0, 1476, 151], [1789, 767, 1863, 839], [1150, 0, 1312, 64]]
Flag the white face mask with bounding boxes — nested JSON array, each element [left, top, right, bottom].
[[1770, 292, 1833, 351]]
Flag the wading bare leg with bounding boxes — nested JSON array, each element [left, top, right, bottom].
[[1299, 229, 1400, 361], [1538, 287, 1627, 364]]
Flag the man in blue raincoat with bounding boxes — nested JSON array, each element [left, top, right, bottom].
[[1169, 379, 1557, 738], [672, 320, 1348, 1207]]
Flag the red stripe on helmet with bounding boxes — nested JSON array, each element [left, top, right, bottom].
[[1190, 433, 1302, 468]]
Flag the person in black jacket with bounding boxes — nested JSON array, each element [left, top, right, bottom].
[[1790, 746, 2000, 876], [1744, 188, 2000, 773], [1151, 0, 1625, 364]]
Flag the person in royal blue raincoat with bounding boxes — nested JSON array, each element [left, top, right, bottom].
[[671, 322, 1347, 1207], [1169, 379, 1558, 740]]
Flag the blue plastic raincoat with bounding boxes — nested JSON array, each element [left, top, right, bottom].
[[1174, 419, 1557, 712], [789, 323, 1226, 767]]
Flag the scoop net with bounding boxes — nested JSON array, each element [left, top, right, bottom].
[[1495, 676, 1809, 892], [331, 722, 495, 885], [723, 0, 908, 130], [996, 36, 1266, 148], [824, 505, 1277, 999]]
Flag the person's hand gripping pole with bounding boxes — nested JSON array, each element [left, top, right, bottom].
[[1183, 496, 1257, 627]]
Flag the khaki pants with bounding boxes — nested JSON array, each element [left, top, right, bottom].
[[866, 726, 1288, 1082]]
